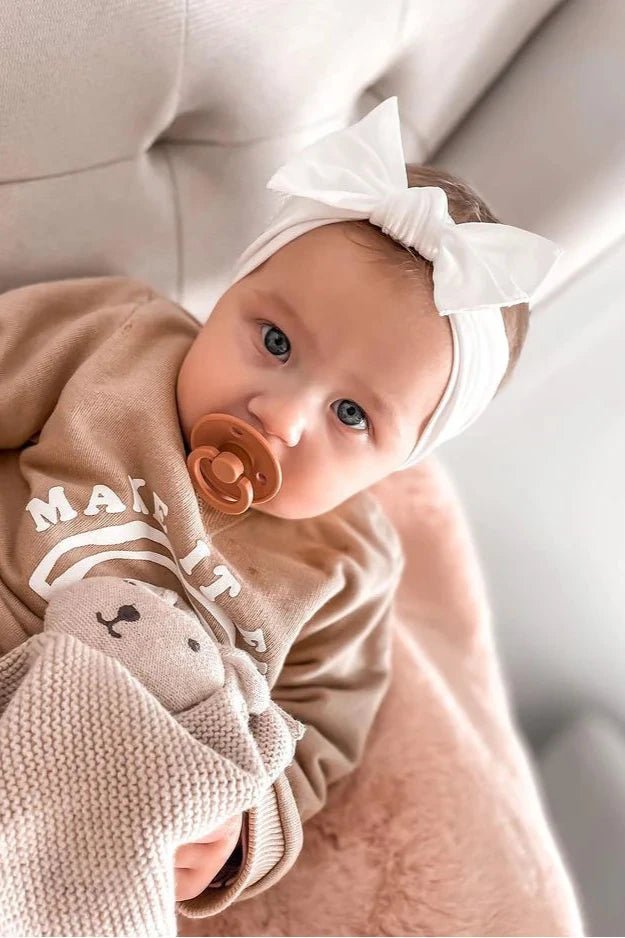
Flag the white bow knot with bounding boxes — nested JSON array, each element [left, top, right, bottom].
[[369, 186, 451, 261]]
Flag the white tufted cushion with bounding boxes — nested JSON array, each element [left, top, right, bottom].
[[0, 0, 559, 317]]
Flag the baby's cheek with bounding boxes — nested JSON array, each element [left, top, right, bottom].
[[293, 465, 361, 517], [254, 443, 372, 518], [252, 470, 328, 519]]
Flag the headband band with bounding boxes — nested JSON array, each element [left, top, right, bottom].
[[229, 97, 563, 467]]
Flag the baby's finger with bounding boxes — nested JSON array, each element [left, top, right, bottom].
[[174, 841, 201, 869], [175, 862, 217, 901], [187, 813, 242, 845], [175, 834, 239, 874], [175, 840, 216, 870], [174, 836, 242, 900]]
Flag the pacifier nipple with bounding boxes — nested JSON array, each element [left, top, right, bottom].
[[187, 414, 282, 515]]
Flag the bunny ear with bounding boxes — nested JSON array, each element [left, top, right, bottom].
[[222, 647, 270, 715], [434, 222, 564, 315], [266, 96, 408, 213]]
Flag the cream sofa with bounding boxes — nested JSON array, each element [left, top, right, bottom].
[[2, 0, 622, 933]]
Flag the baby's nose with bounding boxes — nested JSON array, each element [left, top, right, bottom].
[[248, 395, 310, 448]]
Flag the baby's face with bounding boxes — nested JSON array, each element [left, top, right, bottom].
[[176, 222, 452, 520]]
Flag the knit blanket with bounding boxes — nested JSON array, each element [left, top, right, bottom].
[[0, 577, 303, 938]]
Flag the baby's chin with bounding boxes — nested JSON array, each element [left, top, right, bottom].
[[251, 491, 340, 521]]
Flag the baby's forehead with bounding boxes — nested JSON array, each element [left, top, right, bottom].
[[248, 221, 451, 419], [274, 222, 436, 315]]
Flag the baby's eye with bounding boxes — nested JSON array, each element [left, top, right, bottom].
[[261, 323, 290, 359], [332, 399, 369, 432]]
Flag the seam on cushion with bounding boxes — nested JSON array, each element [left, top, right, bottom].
[[159, 107, 356, 150], [167, 0, 189, 131], [393, 0, 413, 55], [162, 144, 184, 305], [363, 0, 429, 159], [0, 154, 137, 187], [0, 2, 190, 190]]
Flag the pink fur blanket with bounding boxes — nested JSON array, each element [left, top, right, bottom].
[[178, 459, 582, 937]]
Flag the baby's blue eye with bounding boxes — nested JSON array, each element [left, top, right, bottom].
[[262, 324, 290, 358], [332, 400, 369, 431]]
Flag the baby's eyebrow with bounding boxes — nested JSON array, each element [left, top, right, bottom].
[[252, 288, 321, 357]]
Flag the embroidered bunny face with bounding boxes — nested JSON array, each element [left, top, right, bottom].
[[44, 577, 228, 712]]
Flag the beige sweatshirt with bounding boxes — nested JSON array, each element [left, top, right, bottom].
[[0, 276, 404, 918]]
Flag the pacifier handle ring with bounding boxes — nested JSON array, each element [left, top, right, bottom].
[[187, 445, 254, 514]]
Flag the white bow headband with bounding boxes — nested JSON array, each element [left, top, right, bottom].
[[230, 97, 563, 468]]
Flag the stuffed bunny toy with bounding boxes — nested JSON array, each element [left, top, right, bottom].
[[0, 576, 303, 938]]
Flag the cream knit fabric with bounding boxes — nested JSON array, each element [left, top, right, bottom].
[[0, 577, 303, 937]]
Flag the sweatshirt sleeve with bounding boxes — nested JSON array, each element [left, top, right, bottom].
[[0, 276, 155, 449], [177, 495, 405, 919]]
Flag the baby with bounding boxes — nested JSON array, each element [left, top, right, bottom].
[[0, 98, 561, 918]]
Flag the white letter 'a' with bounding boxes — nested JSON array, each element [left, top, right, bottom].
[[84, 485, 126, 516], [26, 486, 78, 533]]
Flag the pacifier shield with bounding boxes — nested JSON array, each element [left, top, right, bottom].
[[187, 413, 282, 515]]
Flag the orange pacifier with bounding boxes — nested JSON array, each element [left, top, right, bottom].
[[187, 413, 282, 515]]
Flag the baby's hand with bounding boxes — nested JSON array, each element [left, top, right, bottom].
[[174, 813, 243, 900]]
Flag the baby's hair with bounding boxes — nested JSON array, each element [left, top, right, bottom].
[[347, 163, 530, 392]]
